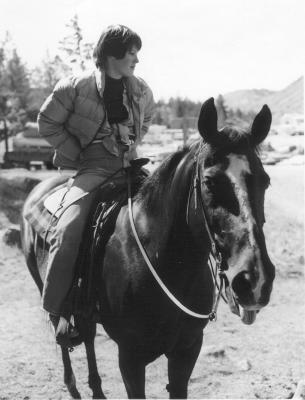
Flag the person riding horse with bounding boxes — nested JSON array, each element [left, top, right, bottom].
[[37, 24, 154, 346], [23, 97, 275, 398]]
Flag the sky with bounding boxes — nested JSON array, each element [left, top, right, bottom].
[[0, 0, 304, 101]]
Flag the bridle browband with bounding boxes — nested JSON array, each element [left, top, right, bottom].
[[127, 158, 228, 321]]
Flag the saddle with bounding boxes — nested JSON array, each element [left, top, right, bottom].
[[25, 159, 149, 242], [56, 159, 150, 324]]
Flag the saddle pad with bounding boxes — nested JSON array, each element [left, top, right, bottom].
[[43, 187, 69, 215], [24, 182, 68, 238]]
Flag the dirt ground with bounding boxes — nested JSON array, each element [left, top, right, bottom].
[[0, 163, 304, 399]]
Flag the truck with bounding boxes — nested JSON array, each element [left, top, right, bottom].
[[0, 119, 55, 169]]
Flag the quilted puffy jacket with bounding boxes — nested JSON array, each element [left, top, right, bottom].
[[37, 69, 155, 168]]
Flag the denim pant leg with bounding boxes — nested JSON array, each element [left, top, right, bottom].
[[42, 189, 97, 315], [42, 143, 128, 316]]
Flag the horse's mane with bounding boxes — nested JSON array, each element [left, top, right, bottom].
[[217, 125, 260, 155], [136, 146, 191, 215]]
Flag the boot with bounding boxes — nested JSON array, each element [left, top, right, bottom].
[[49, 314, 81, 348]]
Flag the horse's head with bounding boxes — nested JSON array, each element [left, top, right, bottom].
[[193, 98, 275, 324]]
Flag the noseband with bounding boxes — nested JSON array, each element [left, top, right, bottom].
[[127, 158, 228, 321]]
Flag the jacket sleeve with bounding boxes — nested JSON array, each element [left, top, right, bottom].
[[140, 85, 155, 140], [37, 76, 82, 161]]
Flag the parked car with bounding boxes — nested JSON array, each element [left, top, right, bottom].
[[12, 127, 52, 153], [1, 121, 55, 169]]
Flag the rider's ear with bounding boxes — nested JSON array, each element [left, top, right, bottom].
[[250, 105, 272, 145], [198, 98, 218, 142]]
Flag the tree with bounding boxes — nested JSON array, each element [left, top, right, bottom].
[[152, 100, 172, 126], [215, 94, 228, 129], [58, 14, 94, 72], [31, 52, 72, 92], [0, 32, 31, 128], [26, 52, 72, 120], [0, 46, 8, 115], [6, 49, 31, 109]]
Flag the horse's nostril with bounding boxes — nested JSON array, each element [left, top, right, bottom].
[[231, 271, 254, 305]]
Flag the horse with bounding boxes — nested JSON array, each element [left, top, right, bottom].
[[20, 97, 275, 399]]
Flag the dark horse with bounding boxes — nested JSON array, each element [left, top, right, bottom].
[[21, 98, 275, 399]]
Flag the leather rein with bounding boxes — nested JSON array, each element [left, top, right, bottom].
[[127, 160, 228, 321]]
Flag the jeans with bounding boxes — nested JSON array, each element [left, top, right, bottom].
[[42, 142, 128, 315]]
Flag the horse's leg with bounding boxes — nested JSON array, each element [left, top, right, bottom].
[[61, 347, 81, 399], [166, 332, 203, 399], [85, 338, 106, 399], [118, 347, 146, 399]]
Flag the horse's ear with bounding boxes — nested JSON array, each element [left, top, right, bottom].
[[250, 105, 272, 145], [198, 98, 218, 143]]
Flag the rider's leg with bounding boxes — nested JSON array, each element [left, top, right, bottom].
[[42, 185, 97, 317], [43, 142, 128, 343], [43, 168, 127, 345], [42, 168, 126, 317]]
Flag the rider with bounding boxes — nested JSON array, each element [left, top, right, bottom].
[[37, 24, 155, 345]]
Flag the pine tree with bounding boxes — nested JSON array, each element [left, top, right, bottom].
[[0, 46, 8, 116], [215, 94, 228, 129], [6, 49, 31, 109], [58, 14, 94, 72], [31, 52, 72, 93], [0, 33, 30, 121]]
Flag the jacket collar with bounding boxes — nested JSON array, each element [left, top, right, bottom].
[[94, 68, 145, 101]]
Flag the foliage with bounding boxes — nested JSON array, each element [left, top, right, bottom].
[[215, 94, 228, 129], [152, 97, 202, 127], [31, 52, 72, 92], [0, 32, 31, 132], [58, 14, 94, 73], [28, 52, 73, 119], [0, 14, 95, 128]]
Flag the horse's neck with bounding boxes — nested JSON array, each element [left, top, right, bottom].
[[135, 198, 210, 274], [133, 148, 211, 268], [133, 200, 172, 256]]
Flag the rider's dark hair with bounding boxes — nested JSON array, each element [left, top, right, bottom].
[[93, 24, 142, 69]]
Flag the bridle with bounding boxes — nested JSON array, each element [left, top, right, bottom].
[[127, 158, 229, 321], [186, 158, 229, 316]]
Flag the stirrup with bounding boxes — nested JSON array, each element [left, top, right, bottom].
[[49, 314, 82, 348], [129, 158, 150, 169]]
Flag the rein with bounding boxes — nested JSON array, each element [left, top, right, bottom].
[[187, 160, 229, 307], [127, 161, 227, 321]]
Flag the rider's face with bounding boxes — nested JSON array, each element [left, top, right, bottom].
[[106, 46, 139, 78]]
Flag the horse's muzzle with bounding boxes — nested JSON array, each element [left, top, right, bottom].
[[231, 265, 274, 309]]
